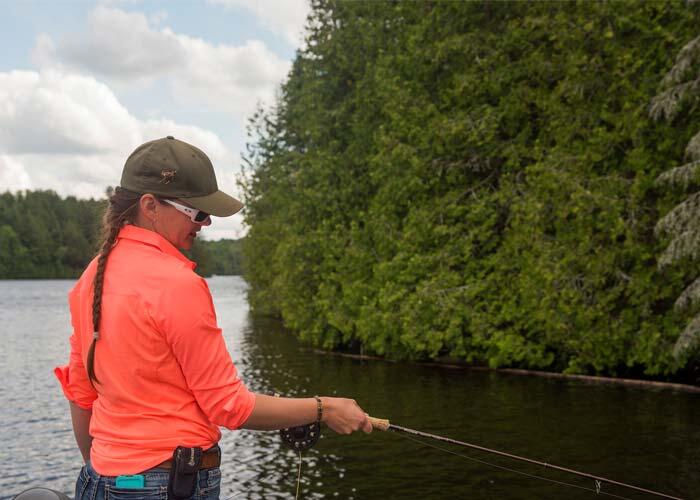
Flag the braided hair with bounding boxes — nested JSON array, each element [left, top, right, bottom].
[[86, 187, 142, 384]]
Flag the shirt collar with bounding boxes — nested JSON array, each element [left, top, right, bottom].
[[117, 225, 197, 270]]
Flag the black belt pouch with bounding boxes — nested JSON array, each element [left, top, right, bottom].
[[168, 446, 203, 500]]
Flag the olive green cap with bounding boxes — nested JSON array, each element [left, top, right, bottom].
[[120, 136, 243, 216]]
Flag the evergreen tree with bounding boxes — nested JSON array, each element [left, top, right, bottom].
[[650, 34, 700, 359]]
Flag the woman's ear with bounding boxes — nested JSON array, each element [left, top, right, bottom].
[[138, 194, 159, 224]]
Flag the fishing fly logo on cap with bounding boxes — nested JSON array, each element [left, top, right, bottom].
[[159, 169, 177, 184], [120, 136, 243, 217]]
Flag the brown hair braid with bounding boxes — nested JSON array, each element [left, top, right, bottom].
[[86, 187, 142, 384]]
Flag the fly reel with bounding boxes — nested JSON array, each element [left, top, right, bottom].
[[274, 393, 322, 451], [279, 421, 321, 451]]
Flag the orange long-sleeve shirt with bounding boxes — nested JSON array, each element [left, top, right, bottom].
[[55, 225, 256, 475]]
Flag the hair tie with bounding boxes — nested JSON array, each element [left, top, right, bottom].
[[93, 331, 100, 340]]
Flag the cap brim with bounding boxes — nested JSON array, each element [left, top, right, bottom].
[[184, 190, 243, 217]]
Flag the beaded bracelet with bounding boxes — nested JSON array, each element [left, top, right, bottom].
[[313, 395, 323, 423]]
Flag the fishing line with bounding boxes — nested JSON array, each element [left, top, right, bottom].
[[221, 451, 305, 500], [395, 431, 634, 500], [295, 450, 303, 500], [369, 417, 684, 500]]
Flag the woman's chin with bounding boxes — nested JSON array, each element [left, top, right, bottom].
[[180, 238, 194, 251]]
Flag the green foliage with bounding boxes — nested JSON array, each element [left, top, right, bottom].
[[650, 32, 700, 360], [0, 190, 244, 279], [0, 190, 104, 278], [241, 0, 700, 378], [187, 238, 244, 277]]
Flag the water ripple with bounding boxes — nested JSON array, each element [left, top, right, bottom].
[[1, 277, 698, 499]]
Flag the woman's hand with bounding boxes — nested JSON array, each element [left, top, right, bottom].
[[320, 397, 373, 434], [69, 401, 93, 463]]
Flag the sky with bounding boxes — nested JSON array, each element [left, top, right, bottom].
[[0, 0, 311, 239]]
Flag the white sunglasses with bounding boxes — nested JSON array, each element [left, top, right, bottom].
[[162, 199, 211, 224]]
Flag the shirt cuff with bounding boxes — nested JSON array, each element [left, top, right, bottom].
[[54, 365, 95, 410], [222, 387, 257, 430]]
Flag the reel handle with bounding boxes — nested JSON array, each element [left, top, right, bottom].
[[368, 416, 390, 431]]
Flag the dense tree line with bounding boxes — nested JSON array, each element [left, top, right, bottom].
[[240, 1, 700, 380], [189, 237, 244, 277], [0, 190, 242, 278], [0, 191, 103, 278]]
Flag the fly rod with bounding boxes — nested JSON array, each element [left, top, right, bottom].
[[367, 416, 684, 500]]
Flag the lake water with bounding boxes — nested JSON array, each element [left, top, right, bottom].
[[0, 276, 698, 499]]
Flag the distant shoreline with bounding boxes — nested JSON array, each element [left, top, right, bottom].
[[0, 273, 242, 280], [312, 349, 700, 394]]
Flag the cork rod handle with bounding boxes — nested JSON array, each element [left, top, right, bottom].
[[368, 416, 390, 431]]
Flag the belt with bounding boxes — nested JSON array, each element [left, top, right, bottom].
[[155, 446, 221, 470]]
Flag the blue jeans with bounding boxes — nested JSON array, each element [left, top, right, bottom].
[[75, 461, 222, 500]]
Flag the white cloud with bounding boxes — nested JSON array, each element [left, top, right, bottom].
[[0, 155, 32, 192], [33, 7, 184, 80], [210, 0, 310, 47], [32, 6, 291, 116], [0, 70, 138, 155], [0, 69, 246, 238]]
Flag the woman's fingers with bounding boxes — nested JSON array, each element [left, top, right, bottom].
[[322, 397, 373, 434], [361, 414, 373, 433]]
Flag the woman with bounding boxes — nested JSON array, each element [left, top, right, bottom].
[[55, 136, 372, 500]]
